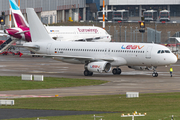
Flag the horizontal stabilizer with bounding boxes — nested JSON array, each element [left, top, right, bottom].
[[15, 30, 30, 35]]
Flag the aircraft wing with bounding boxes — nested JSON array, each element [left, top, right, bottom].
[[30, 54, 114, 62]]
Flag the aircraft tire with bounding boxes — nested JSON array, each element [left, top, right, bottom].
[[89, 72, 93, 76], [152, 73, 158, 77], [155, 73, 158, 77], [112, 68, 117, 75], [117, 68, 121, 75], [84, 70, 89, 76], [84, 70, 93, 76]]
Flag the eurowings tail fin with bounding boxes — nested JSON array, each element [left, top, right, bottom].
[[9, 0, 29, 28], [26, 8, 54, 42]]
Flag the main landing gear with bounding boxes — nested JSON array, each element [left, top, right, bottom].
[[112, 68, 121, 75], [152, 67, 158, 77], [84, 70, 93, 76]]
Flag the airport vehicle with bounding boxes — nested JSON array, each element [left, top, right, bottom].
[[97, 10, 129, 22], [97, 10, 108, 21], [5, 0, 111, 42], [24, 8, 177, 77], [113, 10, 129, 21], [159, 10, 170, 21], [0, 40, 19, 56], [143, 10, 157, 21], [107, 10, 114, 22]]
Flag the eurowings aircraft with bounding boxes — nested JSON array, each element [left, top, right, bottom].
[[5, 0, 111, 42], [24, 8, 177, 77]]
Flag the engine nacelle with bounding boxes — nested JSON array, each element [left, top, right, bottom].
[[128, 66, 149, 70], [85, 61, 111, 73]]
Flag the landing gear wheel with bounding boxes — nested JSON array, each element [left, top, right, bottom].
[[155, 73, 158, 77], [89, 72, 93, 76], [152, 66, 158, 77], [84, 70, 93, 76], [152, 73, 158, 77], [112, 68, 121, 75], [84, 70, 89, 76], [117, 68, 121, 75], [112, 69, 117, 75]]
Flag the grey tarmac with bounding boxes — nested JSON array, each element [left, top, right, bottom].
[[0, 55, 180, 97]]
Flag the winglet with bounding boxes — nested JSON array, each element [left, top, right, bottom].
[[26, 8, 54, 42]]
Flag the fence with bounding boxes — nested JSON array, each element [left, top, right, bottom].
[[106, 25, 148, 43], [105, 24, 178, 44], [147, 27, 161, 43]]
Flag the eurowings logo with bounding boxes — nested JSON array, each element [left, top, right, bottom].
[[78, 28, 98, 33], [90, 65, 100, 68], [121, 45, 144, 49], [50, 30, 59, 32], [9, 0, 20, 10]]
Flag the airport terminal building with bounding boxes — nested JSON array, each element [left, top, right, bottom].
[[1, 0, 180, 26], [103, 0, 180, 17]]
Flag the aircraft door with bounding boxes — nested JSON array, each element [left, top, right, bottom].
[[104, 48, 110, 56], [146, 46, 153, 59], [46, 43, 52, 55], [107, 48, 111, 55]]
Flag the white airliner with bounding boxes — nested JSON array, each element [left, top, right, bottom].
[[5, 0, 111, 42], [45, 26, 111, 42], [24, 8, 177, 77]]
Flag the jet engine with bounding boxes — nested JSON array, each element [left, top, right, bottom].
[[85, 61, 111, 73], [128, 66, 150, 70]]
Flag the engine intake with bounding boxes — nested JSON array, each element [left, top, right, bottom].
[[85, 61, 111, 73]]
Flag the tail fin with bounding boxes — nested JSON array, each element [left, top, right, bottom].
[[9, 0, 29, 28], [26, 8, 53, 42]]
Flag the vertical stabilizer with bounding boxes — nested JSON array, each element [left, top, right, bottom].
[[9, 0, 29, 28], [26, 8, 54, 42]]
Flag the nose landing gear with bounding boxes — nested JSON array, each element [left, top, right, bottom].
[[152, 67, 158, 77]]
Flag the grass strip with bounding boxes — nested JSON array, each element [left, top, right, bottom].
[[0, 76, 107, 91], [1, 93, 180, 120]]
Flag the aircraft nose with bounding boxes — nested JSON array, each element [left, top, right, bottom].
[[171, 54, 178, 64]]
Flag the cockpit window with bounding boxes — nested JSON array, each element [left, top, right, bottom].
[[157, 50, 161, 53], [165, 50, 170, 53], [158, 50, 171, 54]]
